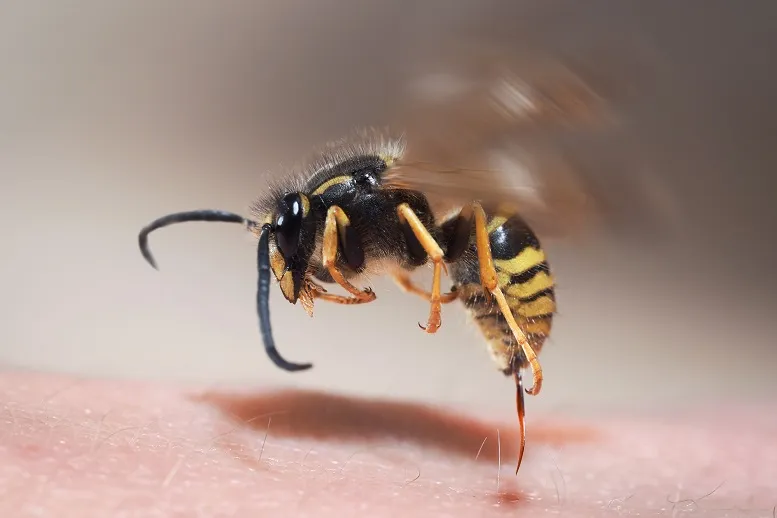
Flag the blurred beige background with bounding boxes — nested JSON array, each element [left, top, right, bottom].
[[1, 1, 775, 420]]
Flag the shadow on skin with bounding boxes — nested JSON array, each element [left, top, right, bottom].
[[192, 388, 600, 464]]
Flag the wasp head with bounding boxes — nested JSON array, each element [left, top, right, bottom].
[[266, 192, 318, 306]]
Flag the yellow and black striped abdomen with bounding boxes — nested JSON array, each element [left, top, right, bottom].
[[448, 212, 556, 375]]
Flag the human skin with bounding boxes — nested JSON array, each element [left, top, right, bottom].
[[1, 369, 774, 518]]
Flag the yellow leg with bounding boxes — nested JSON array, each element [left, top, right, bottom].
[[392, 272, 458, 304], [396, 203, 449, 333], [306, 277, 374, 305], [323, 206, 376, 303], [472, 203, 543, 397]]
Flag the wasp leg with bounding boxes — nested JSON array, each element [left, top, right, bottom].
[[322, 206, 376, 303], [472, 202, 543, 397], [306, 277, 374, 305], [396, 203, 449, 333], [392, 272, 458, 303]]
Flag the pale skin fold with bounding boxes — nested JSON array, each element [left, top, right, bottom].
[[1, 368, 775, 518]]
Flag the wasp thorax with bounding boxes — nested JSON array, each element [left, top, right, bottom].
[[275, 192, 306, 261]]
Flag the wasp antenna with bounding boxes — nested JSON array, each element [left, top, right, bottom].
[[138, 210, 254, 270], [514, 370, 527, 475], [256, 224, 313, 372]]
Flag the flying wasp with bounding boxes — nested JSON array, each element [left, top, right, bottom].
[[138, 44, 629, 473]]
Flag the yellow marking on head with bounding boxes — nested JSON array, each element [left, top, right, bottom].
[[300, 194, 310, 217], [269, 243, 286, 281], [513, 296, 556, 318], [494, 247, 547, 275], [487, 216, 508, 234], [311, 175, 351, 196], [505, 271, 555, 299], [279, 271, 296, 303]]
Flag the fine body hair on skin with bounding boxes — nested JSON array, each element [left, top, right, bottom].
[[1, 369, 775, 517]]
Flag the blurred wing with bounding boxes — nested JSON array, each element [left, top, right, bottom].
[[396, 45, 617, 150], [385, 141, 603, 238], [384, 43, 653, 239]]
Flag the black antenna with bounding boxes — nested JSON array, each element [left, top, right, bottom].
[[256, 224, 313, 372], [138, 210, 252, 269], [137, 209, 312, 372]]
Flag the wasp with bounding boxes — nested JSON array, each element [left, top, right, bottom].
[[138, 44, 624, 473]]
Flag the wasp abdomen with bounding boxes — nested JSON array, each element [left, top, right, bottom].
[[444, 211, 556, 375]]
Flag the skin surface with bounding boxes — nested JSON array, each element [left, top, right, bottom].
[[1, 369, 775, 517]]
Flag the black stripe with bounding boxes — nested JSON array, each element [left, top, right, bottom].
[[516, 288, 556, 303], [509, 261, 550, 285], [525, 312, 555, 320], [463, 293, 489, 308], [465, 287, 556, 308], [502, 329, 552, 346], [476, 310, 555, 323], [474, 312, 502, 321]]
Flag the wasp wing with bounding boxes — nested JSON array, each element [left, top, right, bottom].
[[385, 143, 602, 238], [384, 43, 662, 239]]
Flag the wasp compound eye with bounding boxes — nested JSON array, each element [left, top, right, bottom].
[[275, 193, 304, 261]]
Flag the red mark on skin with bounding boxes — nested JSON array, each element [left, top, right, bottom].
[[491, 489, 523, 506], [15, 442, 45, 461]]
